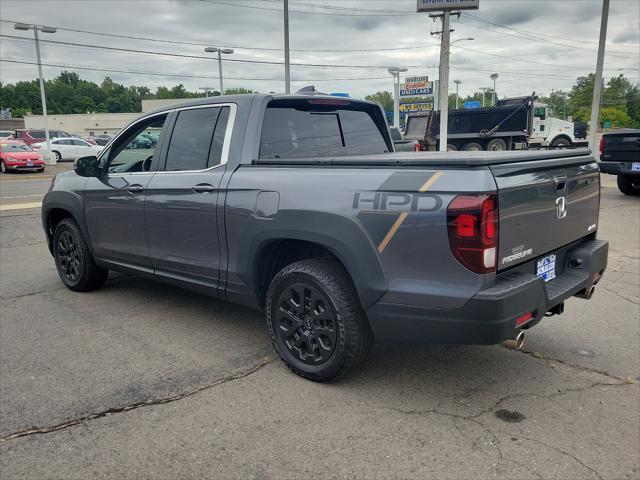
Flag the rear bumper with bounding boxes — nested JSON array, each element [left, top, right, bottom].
[[366, 239, 608, 344], [599, 161, 639, 176]]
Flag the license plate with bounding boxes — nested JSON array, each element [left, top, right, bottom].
[[536, 254, 556, 282], [632, 162, 640, 172], [27, 160, 33, 166]]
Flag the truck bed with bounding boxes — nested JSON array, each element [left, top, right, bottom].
[[254, 148, 593, 167]]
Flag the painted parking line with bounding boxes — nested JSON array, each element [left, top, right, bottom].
[[0, 194, 44, 199], [0, 202, 43, 211]]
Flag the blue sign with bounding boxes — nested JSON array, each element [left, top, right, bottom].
[[464, 101, 481, 109], [330, 92, 350, 98]]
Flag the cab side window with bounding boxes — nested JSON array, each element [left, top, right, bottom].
[[105, 114, 168, 174], [164, 106, 230, 172]]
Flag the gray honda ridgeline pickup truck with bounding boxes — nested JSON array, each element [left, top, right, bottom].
[[42, 93, 608, 381]]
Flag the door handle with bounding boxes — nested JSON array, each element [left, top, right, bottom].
[[192, 184, 215, 193], [126, 184, 145, 193]]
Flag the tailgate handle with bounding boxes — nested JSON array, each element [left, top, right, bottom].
[[553, 175, 567, 192]]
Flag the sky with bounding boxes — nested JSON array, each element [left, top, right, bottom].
[[0, 0, 638, 102]]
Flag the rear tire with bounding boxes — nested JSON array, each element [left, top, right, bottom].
[[486, 138, 507, 151], [617, 174, 640, 196], [266, 259, 373, 382], [0, 161, 6, 174], [551, 137, 571, 148], [463, 142, 483, 151], [446, 144, 458, 151], [53, 218, 108, 291]]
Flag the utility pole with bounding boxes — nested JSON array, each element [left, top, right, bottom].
[[438, 11, 451, 152], [589, 0, 609, 154], [284, 0, 291, 93], [14, 23, 56, 164]]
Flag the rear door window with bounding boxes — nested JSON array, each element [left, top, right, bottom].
[[164, 106, 230, 171], [259, 103, 389, 159]]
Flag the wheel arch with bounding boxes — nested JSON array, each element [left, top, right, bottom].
[[42, 192, 87, 254], [234, 212, 388, 311], [550, 134, 572, 146]]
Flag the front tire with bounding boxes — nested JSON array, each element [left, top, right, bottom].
[[53, 218, 108, 291], [551, 137, 571, 148], [266, 259, 373, 382], [617, 174, 640, 196], [53, 150, 62, 162], [0, 161, 6, 174]]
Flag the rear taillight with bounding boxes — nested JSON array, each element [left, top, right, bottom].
[[414, 142, 421, 152], [599, 136, 604, 155], [447, 194, 498, 274]]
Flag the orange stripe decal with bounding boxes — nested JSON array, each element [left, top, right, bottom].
[[377, 172, 443, 253]]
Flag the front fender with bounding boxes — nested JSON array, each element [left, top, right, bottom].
[[42, 183, 88, 254]]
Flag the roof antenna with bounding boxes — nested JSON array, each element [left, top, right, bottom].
[[296, 85, 317, 95]]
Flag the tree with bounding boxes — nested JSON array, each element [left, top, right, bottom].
[[540, 90, 569, 119], [365, 91, 393, 113]]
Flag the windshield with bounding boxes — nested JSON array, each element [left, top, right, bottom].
[[0, 143, 33, 153]]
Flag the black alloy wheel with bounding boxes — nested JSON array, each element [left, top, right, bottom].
[[56, 229, 83, 284], [275, 282, 338, 365], [266, 259, 373, 382]]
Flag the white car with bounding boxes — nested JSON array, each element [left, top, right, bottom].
[[32, 137, 102, 162]]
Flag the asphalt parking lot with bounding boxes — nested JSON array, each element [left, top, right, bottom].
[[0, 171, 638, 479]]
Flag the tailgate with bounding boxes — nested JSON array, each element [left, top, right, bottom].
[[602, 132, 640, 162], [490, 155, 600, 270]]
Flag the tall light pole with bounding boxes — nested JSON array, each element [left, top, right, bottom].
[[479, 87, 491, 107], [589, 0, 610, 153], [204, 47, 234, 95], [490, 73, 499, 105], [388, 67, 407, 128], [454, 80, 462, 109], [14, 23, 56, 164], [284, 0, 291, 93]]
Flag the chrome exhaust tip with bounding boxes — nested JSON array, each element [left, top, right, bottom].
[[501, 331, 525, 351], [575, 285, 596, 300]]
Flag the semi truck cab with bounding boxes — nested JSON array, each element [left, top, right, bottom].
[[531, 103, 585, 148]]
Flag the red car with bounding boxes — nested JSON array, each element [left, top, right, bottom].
[[13, 129, 72, 146], [0, 140, 45, 173]]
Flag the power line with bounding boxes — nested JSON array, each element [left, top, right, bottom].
[[0, 58, 391, 82], [1, 34, 438, 70], [0, 19, 439, 52], [199, 0, 411, 16]]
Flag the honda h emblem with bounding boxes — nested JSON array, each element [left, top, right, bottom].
[[555, 196, 567, 219]]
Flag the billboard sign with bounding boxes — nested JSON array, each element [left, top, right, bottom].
[[399, 102, 433, 113], [464, 100, 481, 109], [417, 0, 479, 12], [400, 76, 433, 97]]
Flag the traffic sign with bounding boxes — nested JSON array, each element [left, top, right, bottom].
[[464, 101, 481, 109]]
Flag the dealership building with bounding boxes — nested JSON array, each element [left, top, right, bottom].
[[22, 99, 192, 136]]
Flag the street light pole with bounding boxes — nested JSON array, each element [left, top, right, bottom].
[[589, 0, 610, 153], [490, 73, 499, 105], [454, 80, 462, 109], [14, 23, 56, 164], [388, 67, 407, 129], [204, 47, 234, 95], [284, 0, 291, 93]]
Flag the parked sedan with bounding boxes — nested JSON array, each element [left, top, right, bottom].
[[32, 138, 102, 162], [93, 134, 115, 146], [0, 140, 45, 173]]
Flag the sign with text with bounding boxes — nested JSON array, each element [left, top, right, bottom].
[[417, 0, 479, 12], [399, 102, 433, 113], [400, 77, 433, 97], [464, 100, 481, 109]]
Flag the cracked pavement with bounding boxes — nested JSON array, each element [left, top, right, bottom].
[[1, 175, 638, 479]]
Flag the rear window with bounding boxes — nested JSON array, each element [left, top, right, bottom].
[[259, 102, 389, 159]]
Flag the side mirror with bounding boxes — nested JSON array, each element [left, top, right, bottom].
[[74, 155, 99, 177]]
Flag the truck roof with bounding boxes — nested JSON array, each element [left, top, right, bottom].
[[143, 93, 378, 117]]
